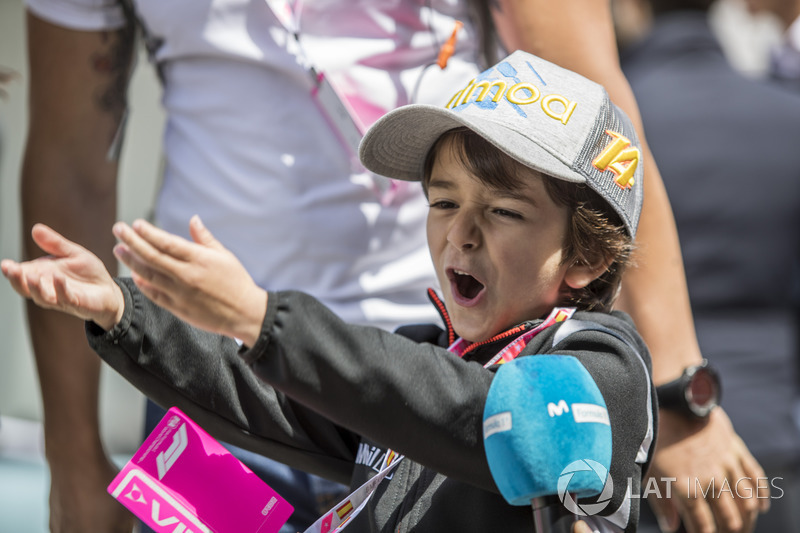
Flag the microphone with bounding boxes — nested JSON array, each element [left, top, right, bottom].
[[483, 355, 613, 532]]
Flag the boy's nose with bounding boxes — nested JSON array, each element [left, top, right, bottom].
[[447, 213, 480, 251]]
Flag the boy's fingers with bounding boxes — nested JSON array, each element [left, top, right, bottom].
[[188, 215, 224, 250], [129, 219, 196, 262], [130, 270, 175, 311], [572, 520, 593, 533], [52, 274, 80, 311], [2, 260, 33, 298], [113, 243, 143, 274], [26, 272, 58, 309], [30, 223, 84, 258], [114, 244, 175, 294], [113, 222, 184, 275]]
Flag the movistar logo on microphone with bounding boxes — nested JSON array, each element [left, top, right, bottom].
[[557, 460, 614, 516], [547, 400, 611, 425]]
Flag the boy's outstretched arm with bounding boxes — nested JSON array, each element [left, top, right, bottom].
[[2, 224, 124, 331], [111, 215, 268, 347], [489, 1, 765, 532]]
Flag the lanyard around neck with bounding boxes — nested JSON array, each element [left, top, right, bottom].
[[449, 307, 576, 367]]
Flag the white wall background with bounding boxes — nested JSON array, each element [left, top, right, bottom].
[[0, 0, 783, 455], [0, 0, 165, 455]]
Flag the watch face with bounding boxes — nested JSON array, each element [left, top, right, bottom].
[[685, 367, 719, 416]]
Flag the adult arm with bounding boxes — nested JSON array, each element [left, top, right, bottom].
[[22, 11, 134, 532], [489, 1, 766, 532]]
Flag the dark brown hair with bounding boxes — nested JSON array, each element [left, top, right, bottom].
[[423, 128, 634, 312]]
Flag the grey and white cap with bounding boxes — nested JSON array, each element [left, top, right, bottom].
[[359, 50, 644, 237]]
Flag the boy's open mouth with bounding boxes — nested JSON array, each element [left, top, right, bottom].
[[449, 268, 485, 301]]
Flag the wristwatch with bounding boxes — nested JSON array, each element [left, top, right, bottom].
[[656, 360, 721, 419]]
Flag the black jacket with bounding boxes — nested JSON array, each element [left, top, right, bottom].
[[88, 279, 656, 532]]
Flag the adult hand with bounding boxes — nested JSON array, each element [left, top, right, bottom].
[[1, 223, 123, 330], [112, 215, 267, 346], [646, 408, 768, 533]]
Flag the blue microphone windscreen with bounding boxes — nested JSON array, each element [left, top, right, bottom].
[[482, 355, 612, 506]]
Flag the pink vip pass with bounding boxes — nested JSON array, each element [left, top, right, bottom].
[[108, 406, 294, 532]]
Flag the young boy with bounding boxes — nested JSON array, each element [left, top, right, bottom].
[[2, 50, 655, 532]]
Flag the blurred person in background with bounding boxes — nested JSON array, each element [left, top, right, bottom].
[[21, 0, 766, 531], [0, 67, 17, 99], [743, 0, 800, 89], [615, 0, 800, 530], [0, 66, 18, 167]]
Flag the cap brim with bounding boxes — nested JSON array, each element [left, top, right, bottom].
[[359, 104, 588, 185]]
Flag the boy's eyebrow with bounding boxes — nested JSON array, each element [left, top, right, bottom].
[[488, 187, 529, 202], [426, 177, 455, 191], [428, 176, 530, 200], [428, 176, 535, 205]]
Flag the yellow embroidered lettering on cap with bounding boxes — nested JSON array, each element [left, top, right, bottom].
[[592, 131, 640, 190], [506, 83, 541, 105], [541, 94, 578, 124], [446, 77, 574, 128]]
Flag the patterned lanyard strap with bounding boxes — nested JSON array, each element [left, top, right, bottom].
[[302, 449, 404, 533], [448, 307, 576, 368], [303, 307, 575, 533]]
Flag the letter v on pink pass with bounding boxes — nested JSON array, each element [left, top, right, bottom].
[[108, 407, 293, 532]]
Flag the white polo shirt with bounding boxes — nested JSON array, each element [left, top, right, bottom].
[[26, 0, 486, 331]]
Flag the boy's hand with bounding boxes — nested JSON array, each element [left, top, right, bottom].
[[112, 215, 267, 346], [572, 520, 593, 533], [1, 223, 123, 330]]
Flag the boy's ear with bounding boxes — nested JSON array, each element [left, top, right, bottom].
[[564, 258, 611, 290]]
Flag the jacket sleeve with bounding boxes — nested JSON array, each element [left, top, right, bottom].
[[85, 278, 360, 484], [240, 290, 502, 491]]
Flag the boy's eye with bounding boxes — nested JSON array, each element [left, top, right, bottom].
[[493, 208, 523, 220], [430, 200, 457, 210]]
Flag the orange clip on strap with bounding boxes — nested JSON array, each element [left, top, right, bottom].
[[437, 20, 463, 69]]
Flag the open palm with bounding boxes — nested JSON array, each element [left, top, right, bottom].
[[1, 223, 123, 330]]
